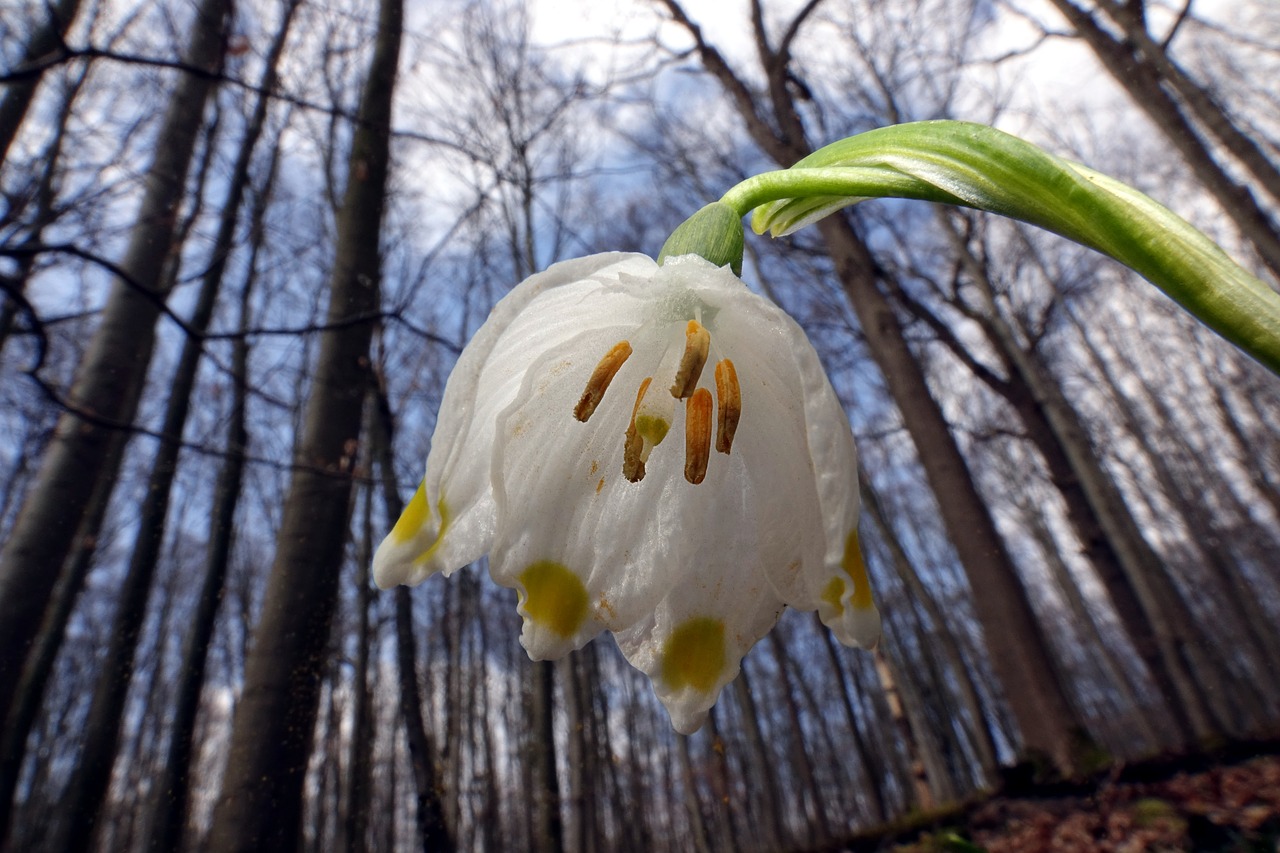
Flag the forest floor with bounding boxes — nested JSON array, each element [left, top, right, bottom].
[[836, 739, 1280, 852]]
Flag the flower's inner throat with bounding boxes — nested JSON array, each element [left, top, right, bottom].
[[574, 320, 740, 485]]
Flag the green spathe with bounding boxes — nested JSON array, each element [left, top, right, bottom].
[[658, 201, 745, 275]]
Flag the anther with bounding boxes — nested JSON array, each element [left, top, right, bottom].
[[684, 388, 713, 485], [714, 359, 740, 454], [669, 320, 710, 399], [623, 377, 652, 482], [574, 341, 632, 422]]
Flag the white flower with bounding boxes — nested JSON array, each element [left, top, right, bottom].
[[374, 252, 880, 733]]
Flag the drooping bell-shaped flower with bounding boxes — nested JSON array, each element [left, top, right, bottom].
[[374, 251, 879, 733]]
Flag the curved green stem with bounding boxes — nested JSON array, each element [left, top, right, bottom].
[[725, 120, 1280, 376]]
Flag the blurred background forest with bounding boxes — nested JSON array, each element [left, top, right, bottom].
[[1, 0, 1279, 850]]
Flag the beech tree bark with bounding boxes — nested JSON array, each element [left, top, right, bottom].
[[48, 8, 298, 848], [0, 0, 231, 728], [886, 215, 1220, 746], [1042, 0, 1280, 278], [206, 0, 402, 845], [370, 382, 456, 852], [0, 0, 84, 170]]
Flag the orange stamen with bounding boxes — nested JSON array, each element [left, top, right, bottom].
[[623, 377, 652, 482], [574, 341, 632, 422], [684, 388, 713, 485], [669, 320, 710, 399], [714, 359, 740, 453]]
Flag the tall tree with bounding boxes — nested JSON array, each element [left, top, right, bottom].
[[370, 380, 456, 852], [1037, 0, 1280, 277], [886, 212, 1220, 745], [0, 0, 84, 170], [206, 0, 403, 845], [44, 7, 300, 848], [0, 0, 232, 728]]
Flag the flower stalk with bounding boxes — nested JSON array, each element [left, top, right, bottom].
[[717, 120, 1280, 376]]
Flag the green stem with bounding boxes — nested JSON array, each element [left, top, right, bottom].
[[723, 120, 1280, 376], [720, 167, 941, 215]]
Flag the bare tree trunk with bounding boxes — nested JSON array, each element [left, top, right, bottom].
[[1043, 0, 1280, 278], [1198, 351, 1280, 526], [1097, 0, 1280, 208], [1121, 360, 1280, 697], [561, 656, 588, 853], [530, 660, 565, 853], [206, 0, 402, 845], [911, 218, 1222, 746], [859, 468, 1000, 786], [768, 631, 832, 844], [343, 481, 375, 853], [0, 0, 83, 170], [815, 614, 888, 824], [0, 56, 87, 359], [702, 710, 737, 851], [1075, 315, 1279, 729], [1013, 491, 1164, 751], [873, 648, 935, 811], [0, 0, 230, 727], [731, 668, 785, 848], [675, 736, 712, 853], [50, 9, 296, 847], [368, 382, 455, 852], [0, 423, 123, 850], [144, 134, 276, 853]]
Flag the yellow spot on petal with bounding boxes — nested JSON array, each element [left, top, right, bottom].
[[821, 576, 845, 614], [517, 560, 589, 638], [660, 617, 725, 693], [410, 496, 451, 567], [841, 529, 874, 611], [390, 479, 429, 544]]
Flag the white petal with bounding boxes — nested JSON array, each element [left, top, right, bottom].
[[372, 253, 654, 588], [614, 574, 785, 735], [775, 294, 880, 648]]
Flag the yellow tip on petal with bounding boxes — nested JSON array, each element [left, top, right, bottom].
[[821, 576, 845, 614], [842, 528, 875, 612], [818, 528, 880, 648], [373, 482, 449, 589], [390, 479, 430, 544], [518, 560, 590, 639], [660, 617, 726, 693]]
